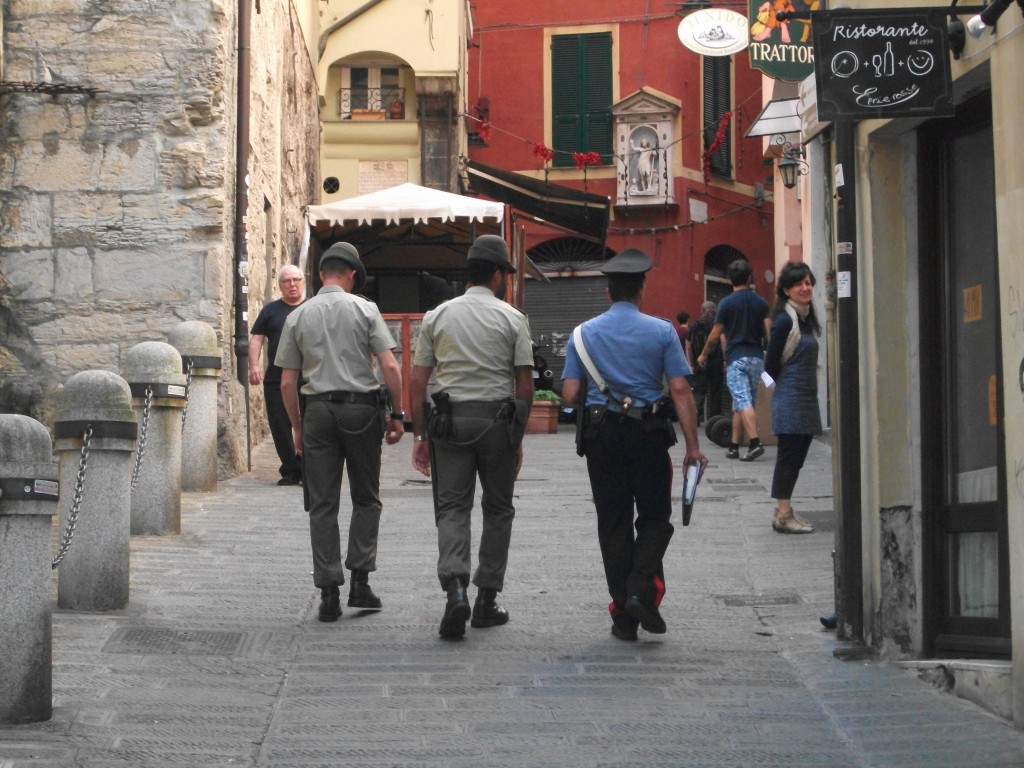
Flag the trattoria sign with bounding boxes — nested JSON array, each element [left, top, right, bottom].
[[748, 0, 815, 83], [811, 8, 954, 121]]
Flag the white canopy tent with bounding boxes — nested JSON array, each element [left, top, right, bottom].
[[303, 182, 504, 228], [299, 183, 544, 289]]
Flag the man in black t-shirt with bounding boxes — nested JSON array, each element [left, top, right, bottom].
[[688, 301, 722, 424], [249, 264, 305, 485]]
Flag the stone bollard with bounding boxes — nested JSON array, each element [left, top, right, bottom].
[[122, 341, 186, 535], [0, 414, 59, 723], [53, 371, 138, 611], [168, 321, 221, 491]]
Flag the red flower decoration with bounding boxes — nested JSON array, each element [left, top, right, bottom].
[[573, 151, 602, 170], [703, 111, 732, 184], [533, 143, 554, 163], [478, 120, 492, 142]]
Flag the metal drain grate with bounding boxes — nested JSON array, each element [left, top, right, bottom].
[[719, 594, 801, 607], [103, 628, 245, 656]]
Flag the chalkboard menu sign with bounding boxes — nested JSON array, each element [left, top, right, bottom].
[[812, 8, 953, 121]]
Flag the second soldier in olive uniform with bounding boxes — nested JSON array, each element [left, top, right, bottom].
[[562, 249, 706, 640], [410, 235, 534, 639]]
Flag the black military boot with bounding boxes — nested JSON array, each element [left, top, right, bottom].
[[318, 586, 341, 622], [609, 603, 638, 641], [348, 569, 382, 610], [624, 573, 666, 634], [471, 587, 509, 628], [439, 578, 471, 638]]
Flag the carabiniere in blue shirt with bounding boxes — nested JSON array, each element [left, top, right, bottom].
[[562, 302, 692, 409]]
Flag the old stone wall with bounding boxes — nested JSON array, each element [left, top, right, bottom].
[[242, 0, 320, 460], [0, 1, 319, 478]]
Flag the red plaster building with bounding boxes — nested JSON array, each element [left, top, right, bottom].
[[465, 3, 775, 380]]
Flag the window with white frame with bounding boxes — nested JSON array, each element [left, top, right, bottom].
[[337, 65, 404, 118]]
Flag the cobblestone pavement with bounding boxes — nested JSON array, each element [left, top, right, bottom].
[[3, 427, 1024, 767]]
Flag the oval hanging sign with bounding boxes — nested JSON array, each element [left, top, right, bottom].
[[678, 9, 751, 57]]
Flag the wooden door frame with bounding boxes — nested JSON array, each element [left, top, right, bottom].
[[918, 91, 1010, 658]]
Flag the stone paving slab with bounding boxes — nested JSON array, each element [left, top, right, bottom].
[[1, 430, 1023, 766]]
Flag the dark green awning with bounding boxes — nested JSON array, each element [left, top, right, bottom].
[[465, 160, 609, 242]]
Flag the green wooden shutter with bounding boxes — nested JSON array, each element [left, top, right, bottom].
[[702, 56, 732, 178], [582, 33, 613, 165], [552, 36, 581, 168], [552, 33, 612, 168]]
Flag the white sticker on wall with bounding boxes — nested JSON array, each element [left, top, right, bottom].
[[837, 271, 852, 299]]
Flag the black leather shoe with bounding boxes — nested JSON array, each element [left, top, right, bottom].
[[318, 586, 341, 622], [625, 594, 666, 634], [439, 579, 471, 638], [609, 605, 638, 641], [277, 475, 301, 486], [471, 588, 509, 628], [348, 569, 382, 610]]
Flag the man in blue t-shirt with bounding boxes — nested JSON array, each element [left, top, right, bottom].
[[695, 259, 770, 461]]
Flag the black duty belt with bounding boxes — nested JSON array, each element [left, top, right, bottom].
[[306, 390, 380, 406], [604, 403, 669, 422], [448, 400, 510, 418]]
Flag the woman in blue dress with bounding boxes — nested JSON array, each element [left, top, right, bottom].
[[764, 262, 821, 534]]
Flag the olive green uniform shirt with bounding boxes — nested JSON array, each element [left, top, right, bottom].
[[414, 286, 533, 401], [275, 285, 396, 394]]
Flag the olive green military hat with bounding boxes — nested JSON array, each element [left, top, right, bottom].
[[467, 234, 516, 273], [320, 242, 367, 293]]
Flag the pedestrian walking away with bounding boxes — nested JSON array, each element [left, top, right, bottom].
[[674, 310, 692, 368], [696, 259, 770, 461], [410, 234, 534, 639], [687, 301, 722, 425], [764, 261, 822, 534], [248, 264, 306, 485], [562, 248, 707, 641], [275, 242, 405, 622]]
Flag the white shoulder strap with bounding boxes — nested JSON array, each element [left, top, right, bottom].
[[572, 325, 607, 393]]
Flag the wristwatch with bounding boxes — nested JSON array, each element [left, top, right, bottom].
[[415, 435, 427, 443], [390, 411, 406, 421]]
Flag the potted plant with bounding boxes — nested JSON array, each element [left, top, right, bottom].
[[526, 389, 561, 434]]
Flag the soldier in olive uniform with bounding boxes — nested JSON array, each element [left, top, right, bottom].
[[277, 242, 406, 623], [562, 249, 706, 640], [410, 235, 534, 639]]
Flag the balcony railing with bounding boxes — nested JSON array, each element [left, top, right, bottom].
[[337, 87, 406, 119]]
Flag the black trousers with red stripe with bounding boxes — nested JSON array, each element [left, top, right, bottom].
[[583, 416, 674, 610]]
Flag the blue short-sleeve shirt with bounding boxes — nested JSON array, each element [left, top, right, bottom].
[[562, 302, 691, 408]]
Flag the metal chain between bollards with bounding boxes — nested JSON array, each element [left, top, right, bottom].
[[130, 386, 154, 493], [181, 358, 194, 429], [52, 425, 92, 570]]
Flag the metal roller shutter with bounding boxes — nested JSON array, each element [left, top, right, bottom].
[[522, 276, 609, 386]]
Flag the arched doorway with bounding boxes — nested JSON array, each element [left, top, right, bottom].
[[704, 245, 748, 303]]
